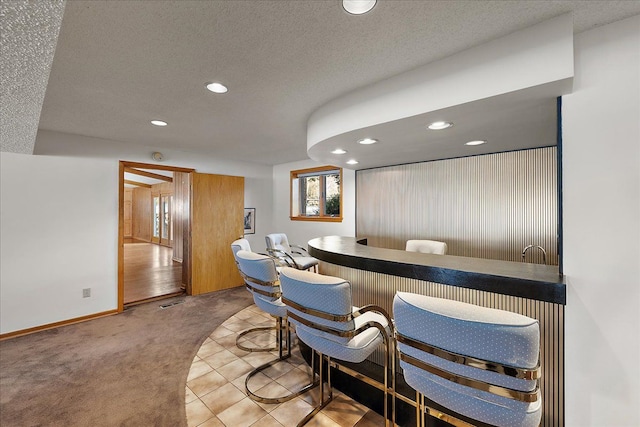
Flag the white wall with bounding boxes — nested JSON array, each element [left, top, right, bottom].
[[35, 130, 273, 251], [272, 159, 356, 251], [0, 131, 273, 334], [1, 152, 118, 333], [563, 15, 639, 427]]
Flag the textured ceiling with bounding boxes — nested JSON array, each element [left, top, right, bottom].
[[28, 1, 640, 164], [0, 0, 65, 154]]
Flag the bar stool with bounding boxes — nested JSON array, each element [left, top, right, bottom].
[[279, 267, 394, 427], [231, 239, 278, 353], [405, 239, 448, 255], [265, 233, 319, 272], [234, 250, 317, 404], [393, 292, 542, 427]]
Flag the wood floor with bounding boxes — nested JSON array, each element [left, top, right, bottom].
[[124, 242, 183, 305]]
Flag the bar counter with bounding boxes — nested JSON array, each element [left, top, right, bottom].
[[308, 236, 566, 305], [307, 235, 565, 427]]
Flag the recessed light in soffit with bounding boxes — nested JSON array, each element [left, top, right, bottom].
[[346, 159, 359, 165], [151, 120, 168, 126], [342, 0, 377, 15], [205, 82, 228, 93], [332, 149, 347, 154], [427, 121, 453, 130], [465, 140, 487, 146], [357, 138, 378, 145]]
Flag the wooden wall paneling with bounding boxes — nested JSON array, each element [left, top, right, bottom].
[[123, 188, 133, 238], [124, 167, 173, 182], [132, 187, 151, 242], [151, 181, 174, 194], [191, 173, 244, 295]]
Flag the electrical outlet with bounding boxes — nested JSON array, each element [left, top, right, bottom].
[[82, 288, 91, 298]]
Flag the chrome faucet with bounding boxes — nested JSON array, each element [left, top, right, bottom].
[[522, 245, 547, 265]]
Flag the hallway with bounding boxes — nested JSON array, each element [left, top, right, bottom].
[[124, 242, 183, 304]]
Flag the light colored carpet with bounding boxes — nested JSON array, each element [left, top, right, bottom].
[[0, 287, 252, 426]]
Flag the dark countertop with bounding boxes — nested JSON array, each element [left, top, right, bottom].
[[308, 236, 566, 305]]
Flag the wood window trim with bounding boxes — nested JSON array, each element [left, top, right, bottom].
[[290, 165, 343, 222]]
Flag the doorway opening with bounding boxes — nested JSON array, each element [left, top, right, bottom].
[[118, 161, 195, 311]]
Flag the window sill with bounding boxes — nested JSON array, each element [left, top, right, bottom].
[[290, 216, 343, 223]]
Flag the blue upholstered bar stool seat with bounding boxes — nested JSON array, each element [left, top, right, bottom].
[[265, 233, 319, 272], [233, 249, 317, 403], [393, 292, 541, 427], [279, 267, 394, 427]]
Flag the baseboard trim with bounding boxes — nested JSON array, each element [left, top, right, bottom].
[[0, 309, 119, 341]]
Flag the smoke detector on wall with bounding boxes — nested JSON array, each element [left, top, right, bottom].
[[151, 152, 164, 161]]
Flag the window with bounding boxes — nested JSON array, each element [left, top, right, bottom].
[[290, 166, 342, 222]]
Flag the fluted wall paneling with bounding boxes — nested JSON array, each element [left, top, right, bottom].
[[356, 147, 558, 265], [320, 262, 564, 427]]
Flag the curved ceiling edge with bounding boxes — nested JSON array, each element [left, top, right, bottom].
[[307, 13, 574, 170]]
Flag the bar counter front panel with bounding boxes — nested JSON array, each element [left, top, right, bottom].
[[308, 236, 565, 427]]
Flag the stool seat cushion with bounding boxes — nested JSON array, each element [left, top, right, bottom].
[[280, 267, 388, 364], [394, 292, 541, 427], [295, 309, 388, 363], [403, 368, 541, 427], [291, 256, 319, 270], [254, 295, 287, 318]]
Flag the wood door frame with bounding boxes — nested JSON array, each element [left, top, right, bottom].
[[118, 161, 195, 312]]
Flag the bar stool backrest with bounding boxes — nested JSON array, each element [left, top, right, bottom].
[[265, 233, 292, 254], [394, 292, 542, 427], [279, 267, 355, 343], [231, 238, 252, 262], [236, 250, 280, 303], [405, 240, 448, 255]]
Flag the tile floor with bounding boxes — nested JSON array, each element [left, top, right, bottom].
[[185, 304, 385, 427]]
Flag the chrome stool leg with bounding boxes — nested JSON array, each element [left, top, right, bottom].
[[245, 320, 319, 404], [297, 352, 334, 427], [236, 314, 287, 353]]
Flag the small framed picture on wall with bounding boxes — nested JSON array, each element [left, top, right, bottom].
[[244, 208, 256, 234]]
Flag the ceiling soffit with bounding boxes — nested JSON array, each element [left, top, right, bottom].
[[307, 14, 574, 170]]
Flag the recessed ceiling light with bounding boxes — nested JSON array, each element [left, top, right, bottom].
[[332, 149, 347, 154], [342, 0, 377, 15], [427, 121, 453, 130], [346, 159, 359, 165], [206, 82, 228, 93], [151, 120, 167, 126], [465, 140, 487, 146], [358, 138, 378, 145]]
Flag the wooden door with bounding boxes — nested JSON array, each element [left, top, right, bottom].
[[191, 173, 244, 295]]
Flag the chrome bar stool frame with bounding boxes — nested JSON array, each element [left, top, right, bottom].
[[279, 267, 395, 427], [234, 250, 318, 404], [231, 239, 280, 353]]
